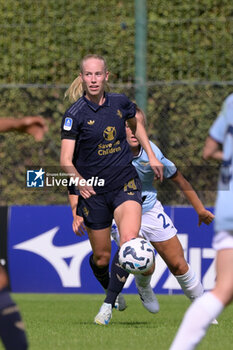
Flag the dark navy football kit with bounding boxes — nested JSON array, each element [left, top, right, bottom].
[[61, 92, 142, 229]]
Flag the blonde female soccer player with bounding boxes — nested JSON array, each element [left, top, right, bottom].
[[60, 54, 163, 323]]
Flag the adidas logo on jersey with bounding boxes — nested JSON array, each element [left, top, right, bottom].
[[87, 120, 95, 125]]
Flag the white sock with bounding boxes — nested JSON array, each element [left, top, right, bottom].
[[134, 273, 152, 287], [175, 264, 204, 300], [169, 292, 224, 350]]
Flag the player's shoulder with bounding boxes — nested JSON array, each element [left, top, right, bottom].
[[222, 93, 233, 112], [107, 92, 132, 105], [108, 92, 127, 99], [65, 96, 87, 117], [224, 93, 233, 105]]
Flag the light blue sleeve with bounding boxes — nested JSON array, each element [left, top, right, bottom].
[[150, 141, 177, 178], [209, 94, 233, 144]]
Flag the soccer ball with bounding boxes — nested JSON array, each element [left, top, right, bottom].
[[118, 238, 155, 274]]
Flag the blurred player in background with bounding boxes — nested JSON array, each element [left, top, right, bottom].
[[0, 262, 28, 350], [60, 54, 163, 323], [0, 114, 47, 349], [169, 94, 233, 349], [69, 108, 215, 326]]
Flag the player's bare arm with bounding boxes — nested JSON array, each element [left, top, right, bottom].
[[127, 116, 164, 181], [60, 139, 96, 199], [0, 116, 48, 141], [171, 170, 214, 226], [203, 136, 223, 160]]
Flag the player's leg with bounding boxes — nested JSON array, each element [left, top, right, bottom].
[[95, 200, 141, 324], [114, 199, 142, 245], [133, 201, 175, 313], [169, 248, 233, 350], [213, 248, 233, 304], [0, 266, 28, 349], [109, 221, 158, 314], [95, 184, 143, 326], [153, 236, 204, 301], [87, 226, 112, 290], [105, 220, 129, 311], [108, 199, 142, 304], [78, 194, 113, 291], [88, 226, 114, 326]]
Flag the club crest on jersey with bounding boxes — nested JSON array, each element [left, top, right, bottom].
[[103, 126, 116, 141], [117, 109, 123, 118], [140, 161, 150, 166], [87, 120, 95, 125], [63, 117, 73, 131]]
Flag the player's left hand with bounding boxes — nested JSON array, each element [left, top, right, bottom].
[[198, 209, 215, 226]]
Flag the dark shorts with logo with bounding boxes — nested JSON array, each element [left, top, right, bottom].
[[77, 177, 142, 230]]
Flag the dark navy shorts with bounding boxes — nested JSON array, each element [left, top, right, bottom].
[[77, 177, 142, 230]]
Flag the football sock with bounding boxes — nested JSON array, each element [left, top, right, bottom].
[[0, 289, 28, 350], [169, 292, 224, 350], [89, 254, 110, 290], [134, 273, 152, 287], [175, 264, 204, 301], [104, 249, 129, 307]]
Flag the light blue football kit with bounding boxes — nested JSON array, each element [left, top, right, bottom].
[[133, 141, 177, 214], [112, 141, 178, 243], [209, 94, 233, 238]]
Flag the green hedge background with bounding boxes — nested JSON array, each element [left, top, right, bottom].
[[0, 0, 232, 205]]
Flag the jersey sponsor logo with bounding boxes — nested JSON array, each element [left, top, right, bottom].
[[87, 120, 95, 125], [98, 140, 121, 156], [103, 126, 116, 141], [63, 117, 73, 131], [26, 168, 45, 187], [117, 109, 123, 118]]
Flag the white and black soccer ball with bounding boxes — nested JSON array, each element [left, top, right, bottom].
[[118, 238, 155, 275]]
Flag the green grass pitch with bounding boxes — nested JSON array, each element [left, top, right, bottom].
[[2, 294, 232, 350]]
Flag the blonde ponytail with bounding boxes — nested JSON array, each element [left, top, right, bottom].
[[64, 75, 83, 103]]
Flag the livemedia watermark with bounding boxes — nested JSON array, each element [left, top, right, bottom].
[[26, 168, 105, 189]]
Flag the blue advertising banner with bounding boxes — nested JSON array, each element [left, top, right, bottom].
[[7, 205, 216, 294]]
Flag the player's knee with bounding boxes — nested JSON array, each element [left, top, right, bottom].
[[120, 231, 139, 245], [93, 252, 111, 267], [170, 259, 188, 276]]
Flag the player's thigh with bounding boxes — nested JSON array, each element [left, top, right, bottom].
[[86, 226, 112, 264], [152, 235, 188, 274], [114, 200, 141, 244], [214, 248, 233, 305]]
